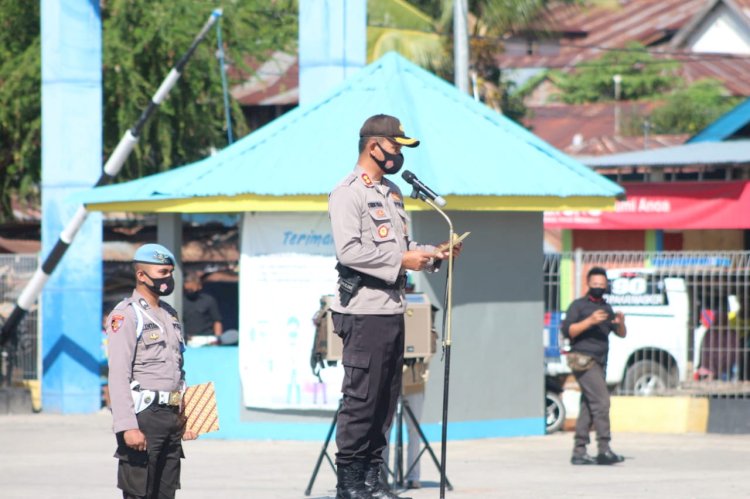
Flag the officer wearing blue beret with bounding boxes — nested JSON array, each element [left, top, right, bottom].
[[106, 243, 197, 499]]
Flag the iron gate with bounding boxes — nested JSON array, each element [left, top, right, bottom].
[[0, 254, 40, 384], [544, 251, 750, 398]]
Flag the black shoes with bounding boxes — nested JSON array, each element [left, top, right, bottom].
[[596, 450, 625, 465], [571, 450, 625, 465], [571, 453, 597, 465], [364, 463, 410, 499], [336, 461, 372, 499]]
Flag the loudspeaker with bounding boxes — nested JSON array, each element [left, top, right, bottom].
[[313, 294, 435, 362]]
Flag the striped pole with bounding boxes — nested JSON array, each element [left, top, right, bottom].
[[216, 19, 234, 145], [0, 8, 223, 348]]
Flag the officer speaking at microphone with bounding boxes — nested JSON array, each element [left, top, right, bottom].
[[328, 114, 461, 499], [106, 244, 197, 499]]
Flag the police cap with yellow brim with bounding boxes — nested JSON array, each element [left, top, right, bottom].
[[359, 114, 420, 147], [133, 243, 176, 266]]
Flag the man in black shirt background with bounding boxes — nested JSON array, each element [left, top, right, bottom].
[[183, 272, 223, 345], [561, 266, 626, 466]]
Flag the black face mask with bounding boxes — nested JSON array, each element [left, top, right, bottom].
[[143, 272, 175, 297], [588, 287, 606, 299], [372, 142, 404, 174]]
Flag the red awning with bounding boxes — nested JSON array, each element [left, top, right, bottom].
[[544, 181, 750, 230]]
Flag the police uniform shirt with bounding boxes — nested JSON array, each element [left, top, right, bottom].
[[561, 296, 616, 364], [328, 165, 437, 315], [107, 290, 185, 433]]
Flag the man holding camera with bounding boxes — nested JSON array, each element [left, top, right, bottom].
[[562, 266, 627, 466]]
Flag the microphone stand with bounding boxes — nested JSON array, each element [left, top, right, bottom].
[[409, 187, 454, 499]]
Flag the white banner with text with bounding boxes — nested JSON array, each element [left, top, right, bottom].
[[239, 212, 343, 410]]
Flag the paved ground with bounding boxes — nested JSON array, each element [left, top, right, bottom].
[[0, 411, 747, 498]]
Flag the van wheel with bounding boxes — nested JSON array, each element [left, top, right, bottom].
[[623, 360, 669, 396], [545, 391, 565, 433]]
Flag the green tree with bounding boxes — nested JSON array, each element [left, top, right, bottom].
[[0, 1, 41, 218], [650, 79, 741, 135], [368, 0, 445, 68], [103, 0, 296, 181], [551, 42, 679, 104], [0, 1, 296, 221]]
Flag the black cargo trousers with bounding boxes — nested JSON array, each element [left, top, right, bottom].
[[332, 312, 405, 467], [114, 404, 185, 499]]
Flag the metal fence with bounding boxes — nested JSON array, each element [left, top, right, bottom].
[[0, 254, 40, 384], [544, 251, 750, 398]]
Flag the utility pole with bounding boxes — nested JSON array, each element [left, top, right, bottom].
[[613, 74, 622, 137], [454, 0, 469, 93]]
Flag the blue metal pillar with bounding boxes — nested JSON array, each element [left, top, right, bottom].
[[41, 0, 103, 413], [298, 0, 366, 106]]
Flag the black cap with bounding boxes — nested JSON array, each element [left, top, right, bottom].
[[359, 114, 420, 147]]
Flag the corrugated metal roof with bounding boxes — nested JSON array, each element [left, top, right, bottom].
[[230, 52, 299, 106], [567, 134, 690, 156], [579, 139, 750, 166], [679, 57, 750, 96], [75, 52, 622, 207], [500, 0, 705, 70], [525, 101, 690, 154], [671, 0, 750, 47]]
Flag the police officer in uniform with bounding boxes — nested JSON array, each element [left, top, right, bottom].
[[107, 244, 197, 498], [328, 114, 460, 499]]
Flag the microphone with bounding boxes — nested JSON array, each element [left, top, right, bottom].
[[401, 170, 447, 207]]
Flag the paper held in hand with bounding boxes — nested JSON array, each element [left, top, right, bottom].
[[182, 382, 220, 435], [434, 231, 470, 255]]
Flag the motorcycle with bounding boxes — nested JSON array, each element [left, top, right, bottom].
[[545, 374, 566, 433]]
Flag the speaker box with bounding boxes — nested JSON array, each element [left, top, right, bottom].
[[314, 294, 435, 362]]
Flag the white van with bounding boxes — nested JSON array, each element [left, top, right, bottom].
[[545, 269, 699, 395], [605, 269, 690, 394]]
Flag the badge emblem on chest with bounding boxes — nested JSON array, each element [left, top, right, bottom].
[[377, 224, 390, 238], [149, 333, 160, 340]]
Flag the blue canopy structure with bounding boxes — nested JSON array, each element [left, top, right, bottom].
[[689, 97, 750, 143], [77, 52, 623, 213]]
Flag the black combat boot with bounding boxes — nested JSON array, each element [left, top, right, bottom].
[[364, 463, 411, 499], [336, 461, 372, 499]]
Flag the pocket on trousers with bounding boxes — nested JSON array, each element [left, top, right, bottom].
[[114, 446, 148, 496], [342, 350, 371, 400]]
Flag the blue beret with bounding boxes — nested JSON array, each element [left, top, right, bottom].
[[133, 243, 176, 265]]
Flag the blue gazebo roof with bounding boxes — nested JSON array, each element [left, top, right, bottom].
[[77, 52, 622, 212]]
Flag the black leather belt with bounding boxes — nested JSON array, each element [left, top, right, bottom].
[[360, 273, 406, 290], [337, 263, 405, 290]]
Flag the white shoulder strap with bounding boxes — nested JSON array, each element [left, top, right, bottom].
[[130, 302, 145, 340]]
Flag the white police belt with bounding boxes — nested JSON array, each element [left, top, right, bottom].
[[130, 381, 182, 414]]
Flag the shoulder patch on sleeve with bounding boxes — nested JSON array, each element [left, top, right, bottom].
[[110, 315, 125, 333]]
